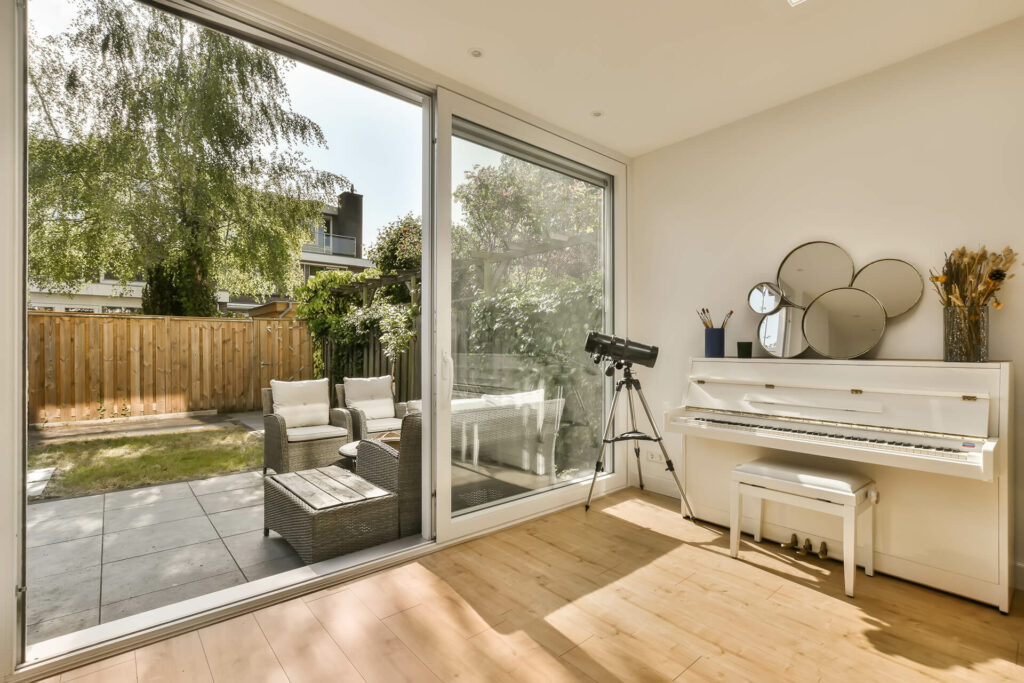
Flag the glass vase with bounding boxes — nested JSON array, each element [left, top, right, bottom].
[[943, 305, 988, 362]]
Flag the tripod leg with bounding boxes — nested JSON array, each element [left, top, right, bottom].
[[585, 381, 624, 512], [626, 385, 644, 490], [635, 385, 696, 520]]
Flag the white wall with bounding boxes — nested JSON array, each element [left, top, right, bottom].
[[629, 18, 1024, 560]]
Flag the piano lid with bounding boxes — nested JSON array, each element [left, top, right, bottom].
[[685, 359, 1000, 439]]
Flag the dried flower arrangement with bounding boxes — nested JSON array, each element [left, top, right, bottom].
[[930, 246, 1017, 309]]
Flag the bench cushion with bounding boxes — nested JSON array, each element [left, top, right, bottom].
[[286, 424, 348, 443], [344, 376, 395, 420], [366, 417, 403, 434], [733, 458, 871, 503], [272, 378, 330, 428]]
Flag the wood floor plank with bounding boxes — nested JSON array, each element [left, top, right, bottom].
[[135, 633, 212, 683], [306, 586, 440, 682], [59, 653, 134, 682], [254, 599, 364, 682], [58, 660, 136, 683], [198, 614, 288, 683]]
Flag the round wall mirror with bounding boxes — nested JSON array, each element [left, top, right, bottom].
[[758, 307, 808, 358], [777, 241, 855, 307], [802, 288, 886, 359], [748, 282, 784, 315], [851, 259, 923, 318]]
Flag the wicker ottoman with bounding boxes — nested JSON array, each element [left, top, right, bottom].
[[263, 465, 398, 564]]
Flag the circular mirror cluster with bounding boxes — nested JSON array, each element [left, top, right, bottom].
[[749, 242, 922, 359]]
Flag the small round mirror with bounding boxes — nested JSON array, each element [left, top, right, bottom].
[[758, 307, 808, 358], [852, 259, 923, 318], [802, 288, 886, 359], [777, 241, 854, 307], [748, 282, 784, 315]]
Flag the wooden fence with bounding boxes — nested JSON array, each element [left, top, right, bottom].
[[324, 319, 421, 403], [27, 312, 314, 424]]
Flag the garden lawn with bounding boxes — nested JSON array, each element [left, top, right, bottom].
[[28, 426, 261, 499]]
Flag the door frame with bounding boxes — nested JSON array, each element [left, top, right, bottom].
[[433, 88, 629, 543]]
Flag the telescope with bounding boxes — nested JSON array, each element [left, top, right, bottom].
[[584, 331, 659, 368]]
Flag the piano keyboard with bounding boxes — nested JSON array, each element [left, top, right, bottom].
[[683, 416, 974, 462]]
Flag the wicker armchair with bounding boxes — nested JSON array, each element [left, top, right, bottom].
[[263, 379, 351, 475], [355, 413, 423, 538], [336, 376, 415, 441]]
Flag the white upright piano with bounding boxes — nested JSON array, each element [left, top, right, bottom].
[[666, 358, 1014, 612]]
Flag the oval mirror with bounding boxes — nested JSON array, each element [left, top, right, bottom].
[[802, 288, 886, 359], [776, 241, 854, 307], [748, 282, 784, 315], [852, 258, 923, 318], [758, 307, 808, 358]]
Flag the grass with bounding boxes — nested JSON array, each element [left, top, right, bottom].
[[28, 426, 262, 499]]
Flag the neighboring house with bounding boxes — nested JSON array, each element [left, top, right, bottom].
[[27, 191, 373, 315]]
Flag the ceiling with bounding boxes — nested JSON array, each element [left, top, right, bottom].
[[275, 0, 1024, 158]]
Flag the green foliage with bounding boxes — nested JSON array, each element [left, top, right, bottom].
[[367, 212, 422, 273], [27, 0, 348, 314]]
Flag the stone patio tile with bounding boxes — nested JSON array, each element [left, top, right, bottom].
[[26, 511, 104, 548], [27, 535, 102, 580], [100, 539, 238, 605], [196, 484, 263, 515], [104, 482, 195, 511], [240, 554, 306, 581], [26, 564, 101, 625], [103, 496, 204, 533], [222, 529, 297, 568], [27, 495, 104, 526], [27, 467, 55, 483], [26, 481, 48, 497], [26, 608, 99, 644], [188, 470, 263, 497], [102, 516, 219, 564], [100, 570, 246, 624], [208, 505, 265, 537]]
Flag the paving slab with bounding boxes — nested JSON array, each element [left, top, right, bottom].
[[26, 608, 100, 644], [27, 535, 102, 580], [104, 482, 195, 510], [222, 529, 297, 568], [100, 570, 246, 624], [240, 554, 306, 581], [188, 470, 263, 497], [103, 496, 204, 533], [196, 484, 263, 515], [100, 539, 238, 605], [27, 495, 104, 526], [208, 505, 265, 537], [26, 564, 101, 626], [27, 467, 56, 483], [26, 511, 104, 548], [102, 516, 219, 564]]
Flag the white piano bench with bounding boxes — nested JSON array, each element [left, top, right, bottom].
[[730, 458, 877, 598]]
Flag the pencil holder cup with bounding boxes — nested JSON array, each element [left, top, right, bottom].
[[704, 328, 725, 358]]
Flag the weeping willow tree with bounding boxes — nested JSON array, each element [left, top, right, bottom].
[[27, 0, 348, 315]]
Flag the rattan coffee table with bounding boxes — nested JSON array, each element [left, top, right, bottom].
[[264, 465, 397, 563]]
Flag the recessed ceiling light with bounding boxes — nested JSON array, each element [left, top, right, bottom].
[[468, 48, 484, 58], [788, 0, 808, 6], [591, 111, 603, 118]]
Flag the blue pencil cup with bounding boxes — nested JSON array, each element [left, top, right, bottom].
[[704, 328, 725, 358]]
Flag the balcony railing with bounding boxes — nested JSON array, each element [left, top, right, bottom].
[[303, 229, 357, 257]]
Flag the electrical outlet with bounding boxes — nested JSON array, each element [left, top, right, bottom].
[[646, 451, 660, 463]]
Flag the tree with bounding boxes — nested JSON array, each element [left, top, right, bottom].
[[27, 0, 347, 315]]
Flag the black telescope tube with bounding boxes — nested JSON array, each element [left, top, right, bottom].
[[584, 331, 659, 368]]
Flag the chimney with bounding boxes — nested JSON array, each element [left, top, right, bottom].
[[335, 189, 363, 258]]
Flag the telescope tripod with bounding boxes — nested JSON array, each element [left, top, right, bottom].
[[584, 363, 696, 520]]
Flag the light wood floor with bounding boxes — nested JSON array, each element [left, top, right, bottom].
[[41, 489, 1024, 682]]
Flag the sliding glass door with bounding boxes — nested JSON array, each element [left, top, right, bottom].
[[434, 90, 627, 541]]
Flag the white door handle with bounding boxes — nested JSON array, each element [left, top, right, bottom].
[[442, 351, 454, 401]]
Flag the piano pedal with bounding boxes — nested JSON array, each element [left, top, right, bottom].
[[797, 538, 813, 556], [780, 533, 798, 550], [817, 541, 828, 560]]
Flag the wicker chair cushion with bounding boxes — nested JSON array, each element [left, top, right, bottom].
[[286, 424, 348, 443], [366, 417, 403, 434], [343, 376, 395, 420], [271, 378, 330, 428]]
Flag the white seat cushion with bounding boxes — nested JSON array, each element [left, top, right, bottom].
[[272, 378, 330, 428], [366, 417, 403, 434], [733, 458, 871, 503], [286, 424, 348, 443], [344, 376, 395, 420]]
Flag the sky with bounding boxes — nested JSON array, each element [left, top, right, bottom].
[[28, 0, 502, 250]]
